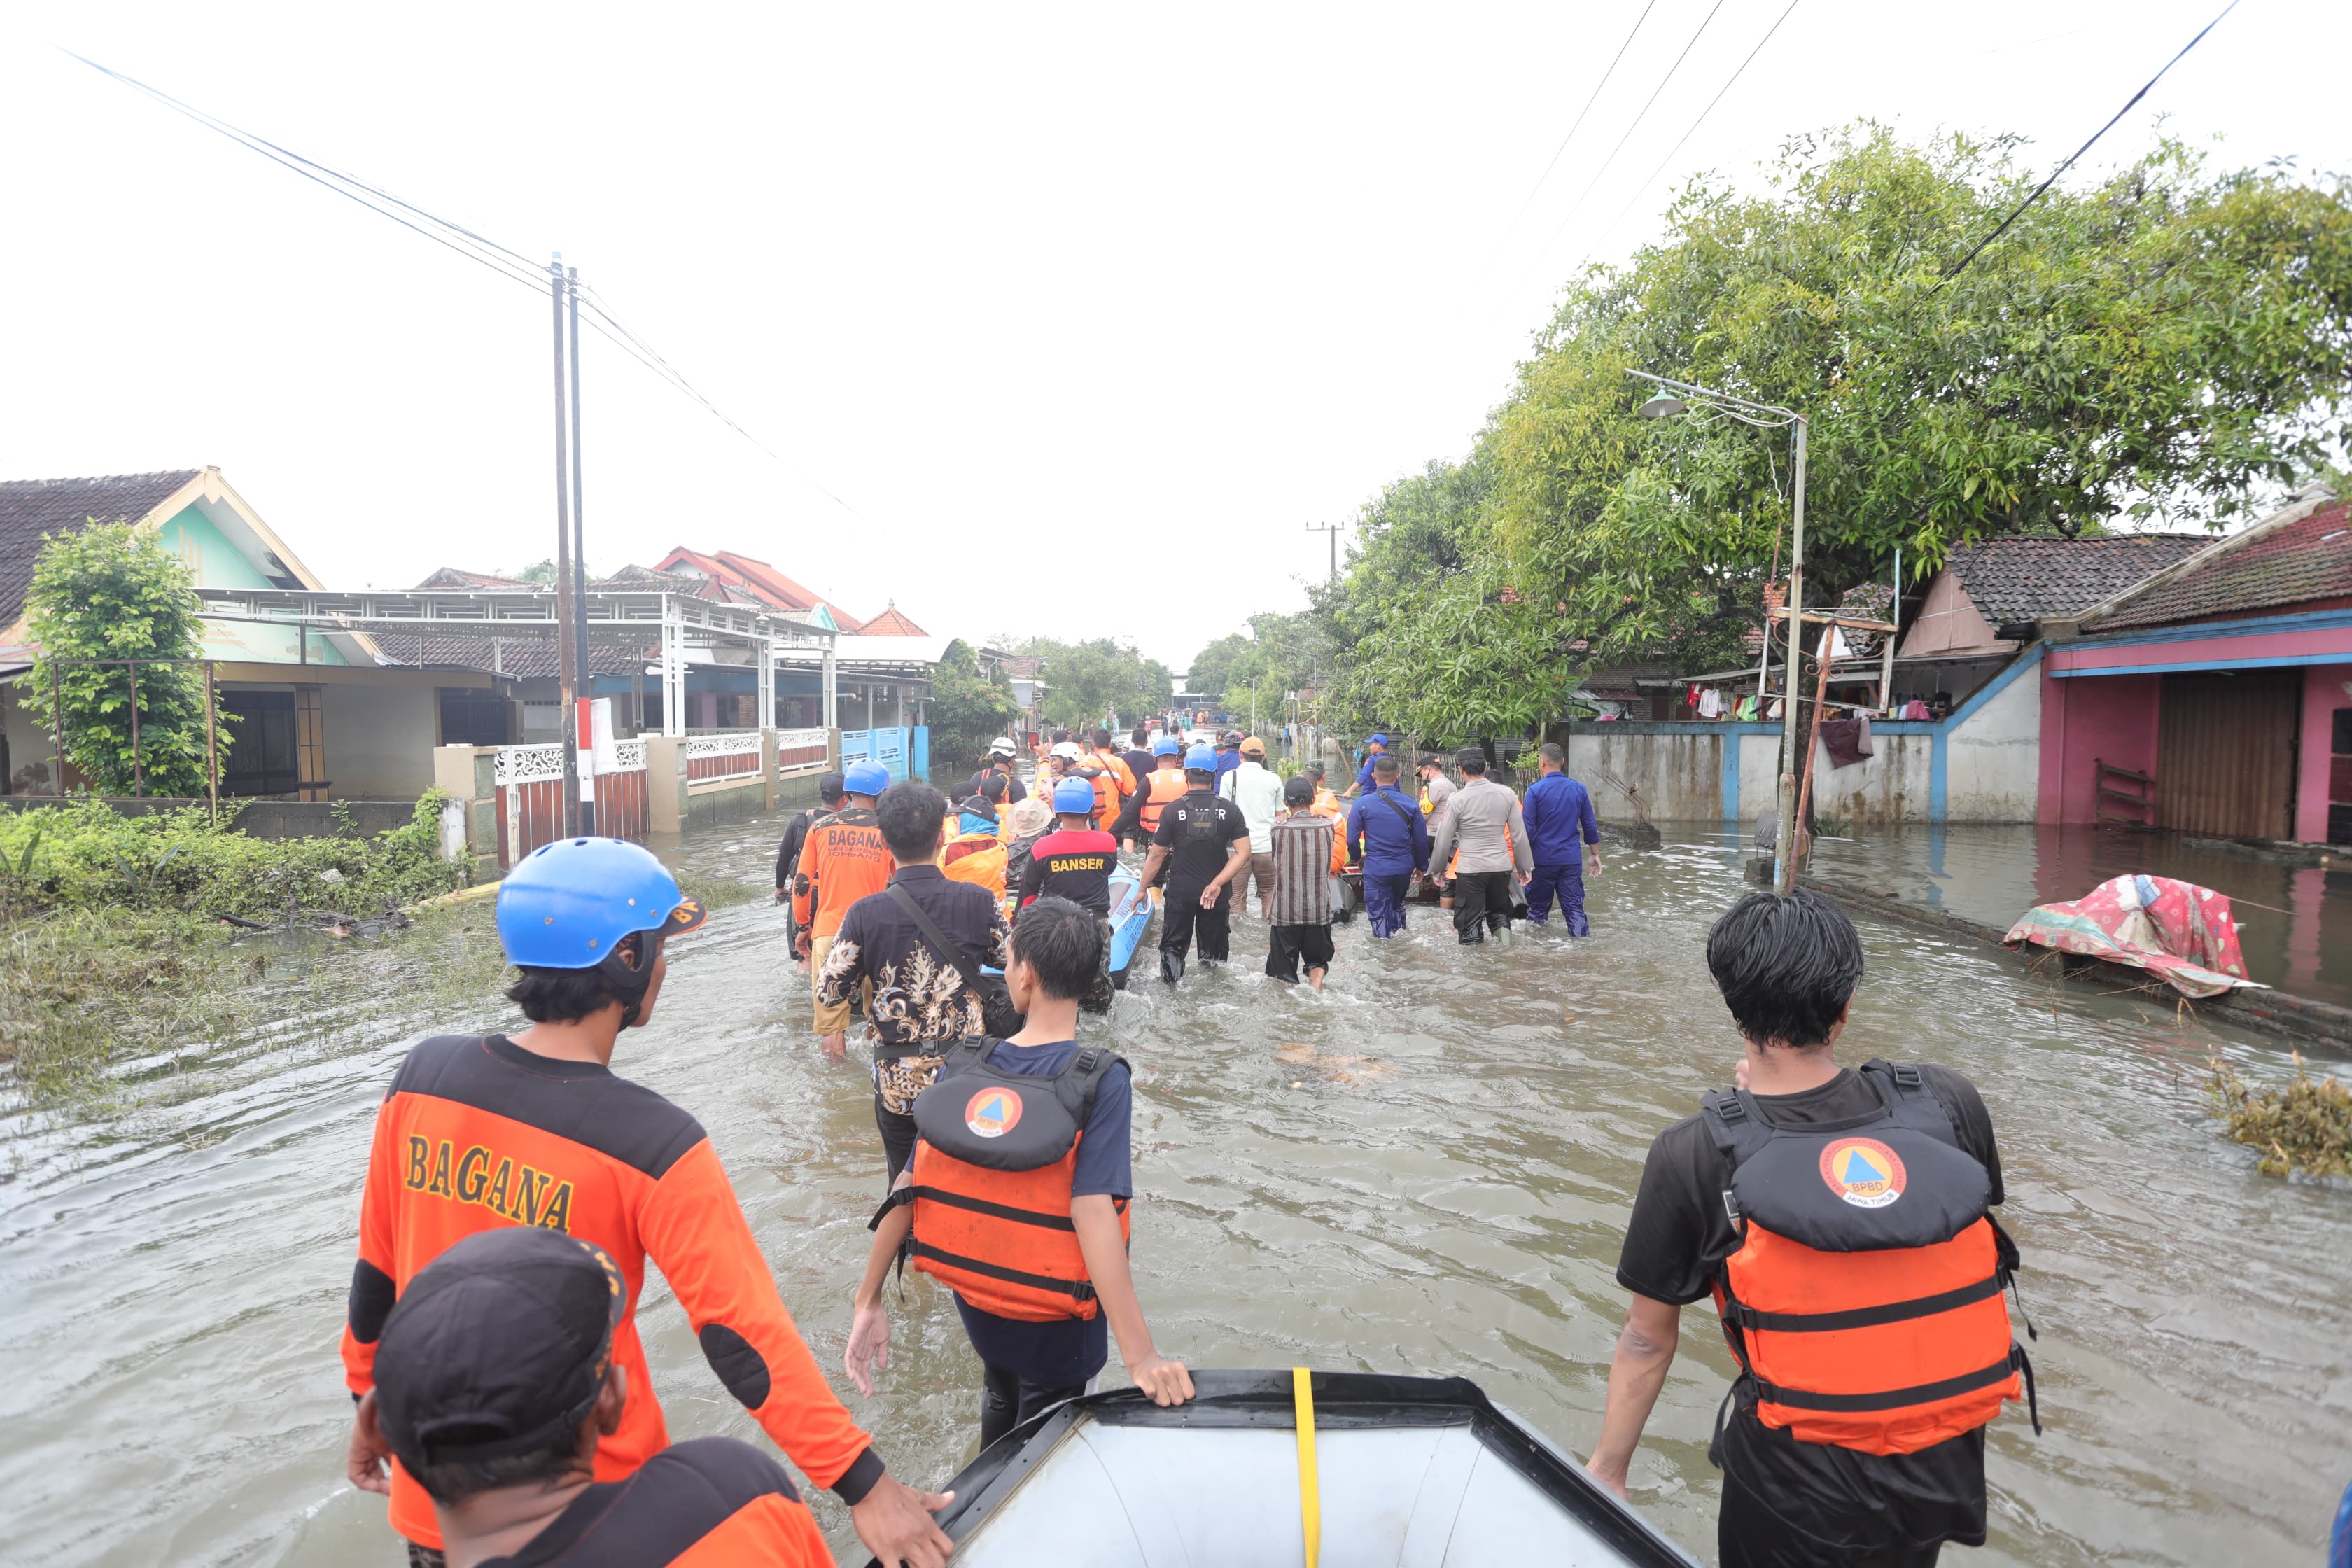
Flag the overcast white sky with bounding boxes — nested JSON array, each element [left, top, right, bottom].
[[4, 3, 2345, 669]]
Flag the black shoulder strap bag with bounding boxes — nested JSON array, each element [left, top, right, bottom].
[[885, 881, 1025, 1039]]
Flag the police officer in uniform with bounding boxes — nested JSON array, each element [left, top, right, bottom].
[[1135, 746, 1252, 983]]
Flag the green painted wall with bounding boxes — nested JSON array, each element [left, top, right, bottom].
[[155, 504, 348, 665]]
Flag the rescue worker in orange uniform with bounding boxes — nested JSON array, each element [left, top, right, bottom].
[[1588, 889, 2033, 1568], [941, 792, 1009, 902], [341, 836, 954, 1568], [846, 895, 1194, 1449], [1088, 726, 1137, 826], [1111, 734, 1189, 855], [792, 757, 895, 1061]]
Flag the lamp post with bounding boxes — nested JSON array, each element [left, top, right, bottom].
[[1632, 370, 1809, 894]]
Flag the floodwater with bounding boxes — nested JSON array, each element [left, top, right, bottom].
[[1, 816, 2347, 1565]]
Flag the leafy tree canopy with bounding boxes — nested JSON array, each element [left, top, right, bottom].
[[927, 639, 1024, 774], [997, 636, 1173, 730], [1303, 126, 2352, 737], [27, 522, 236, 797]]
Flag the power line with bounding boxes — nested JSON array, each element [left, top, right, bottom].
[[1934, 0, 2240, 289], [62, 47, 845, 507], [1492, 0, 1660, 250], [1589, 0, 1804, 255], [1541, 0, 1729, 258]]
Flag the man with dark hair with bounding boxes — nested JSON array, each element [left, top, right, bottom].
[[1428, 748, 1532, 944], [1138, 746, 1254, 982], [1520, 741, 1603, 936], [1266, 774, 1346, 989], [775, 771, 845, 972], [848, 896, 1194, 1448], [1121, 724, 1156, 800], [1017, 776, 1121, 1011], [1345, 754, 1429, 938], [1589, 890, 2028, 1568], [342, 837, 953, 1567], [818, 780, 1011, 1182], [794, 758, 895, 1060], [358, 1228, 835, 1566]]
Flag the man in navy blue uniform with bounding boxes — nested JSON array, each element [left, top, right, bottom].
[[1520, 743, 1604, 935], [1342, 733, 1391, 799], [1345, 754, 1429, 938]]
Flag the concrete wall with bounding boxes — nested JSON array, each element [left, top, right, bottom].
[[1, 685, 64, 793], [157, 504, 349, 666], [2298, 664, 2352, 844], [1558, 726, 1733, 820], [323, 682, 438, 799], [1943, 657, 2041, 820], [2038, 669, 2160, 825]]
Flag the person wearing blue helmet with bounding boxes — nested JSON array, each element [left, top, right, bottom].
[[1113, 732, 1190, 850], [1136, 745, 1253, 982], [794, 757, 896, 1060], [340, 836, 957, 1567], [1017, 776, 1121, 1011]]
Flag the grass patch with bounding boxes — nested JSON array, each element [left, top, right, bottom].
[[0, 908, 249, 1100], [2207, 1053, 2352, 1178]]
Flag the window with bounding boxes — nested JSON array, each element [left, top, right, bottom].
[[439, 687, 510, 747], [221, 691, 298, 797]]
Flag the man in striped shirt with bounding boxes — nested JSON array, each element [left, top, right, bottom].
[[1264, 774, 1348, 990]]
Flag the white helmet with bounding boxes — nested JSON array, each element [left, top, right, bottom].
[[988, 736, 1016, 756], [1049, 741, 1084, 760]]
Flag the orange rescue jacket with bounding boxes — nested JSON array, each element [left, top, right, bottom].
[[791, 806, 892, 940]]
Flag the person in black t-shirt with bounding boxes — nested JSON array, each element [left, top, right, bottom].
[[1018, 776, 1121, 1011], [774, 771, 846, 969], [1589, 889, 2011, 1568], [1136, 748, 1252, 983], [363, 1228, 839, 1568]]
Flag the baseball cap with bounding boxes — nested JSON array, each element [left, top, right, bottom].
[[1457, 747, 1486, 767], [958, 794, 997, 820], [1240, 736, 1266, 757], [816, 770, 847, 804], [372, 1228, 627, 1473], [1368, 734, 1390, 746], [1283, 774, 1313, 806]]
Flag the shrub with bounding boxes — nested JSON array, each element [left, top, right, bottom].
[[2207, 1054, 2352, 1178]]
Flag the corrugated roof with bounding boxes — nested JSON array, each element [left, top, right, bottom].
[[1942, 533, 2212, 628], [371, 633, 650, 680], [2100, 499, 2352, 629], [0, 470, 200, 628]]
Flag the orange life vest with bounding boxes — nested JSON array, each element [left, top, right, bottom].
[[1138, 769, 1189, 835], [897, 1041, 1130, 1322], [1702, 1061, 2033, 1457]]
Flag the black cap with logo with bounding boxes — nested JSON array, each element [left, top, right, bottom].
[[372, 1228, 628, 1471]]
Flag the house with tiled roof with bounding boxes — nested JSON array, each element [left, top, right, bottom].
[[859, 601, 929, 637], [2037, 484, 2352, 841], [654, 547, 868, 632], [0, 467, 492, 800]]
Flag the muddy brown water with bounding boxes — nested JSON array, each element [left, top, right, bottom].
[[1, 818, 2346, 1564]]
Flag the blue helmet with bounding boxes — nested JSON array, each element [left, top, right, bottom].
[[1052, 777, 1097, 814], [843, 758, 890, 796], [1184, 745, 1217, 771], [497, 837, 707, 971], [1152, 736, 1183, 757]]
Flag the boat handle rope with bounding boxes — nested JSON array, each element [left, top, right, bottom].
[[1293, 1366, 1320, 1568]]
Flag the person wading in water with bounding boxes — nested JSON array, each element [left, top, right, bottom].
[[1588, 889, 2033, 1568]]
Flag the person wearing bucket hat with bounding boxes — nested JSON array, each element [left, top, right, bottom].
[[342, 837, 955, 1567], [360, 1228, 836, 1566], [1000, 794, 1058, 912], [793, 757, 896, 1060]]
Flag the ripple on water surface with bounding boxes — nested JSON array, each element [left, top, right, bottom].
[[0, 820, 2346, 1565]]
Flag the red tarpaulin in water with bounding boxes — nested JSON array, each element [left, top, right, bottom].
[[2003, 874, 2264, 999]]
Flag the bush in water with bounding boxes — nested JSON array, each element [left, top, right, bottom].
[[2208, 1053, 2352, 1179]]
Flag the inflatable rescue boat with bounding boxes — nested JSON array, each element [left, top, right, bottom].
[[1106, 867, 1155, 988], [877, 1369, 1696, 1566]]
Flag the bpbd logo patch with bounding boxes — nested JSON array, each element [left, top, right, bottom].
[[965, 1087, 1024, 1139], [1819, 1136, 1905, 1208]]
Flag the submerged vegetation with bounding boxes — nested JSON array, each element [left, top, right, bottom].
[[2207, 1054, 2352, 1179]]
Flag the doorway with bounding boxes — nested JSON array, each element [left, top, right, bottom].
[[2155, 669, 2301, 839]]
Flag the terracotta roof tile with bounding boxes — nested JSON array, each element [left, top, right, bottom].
[[859, 603, 929, 636], [2101, 500, 2352, 629]]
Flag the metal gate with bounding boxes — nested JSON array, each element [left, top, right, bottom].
[[2155, 669, 2300, 839], [493, 740, 650, 869]]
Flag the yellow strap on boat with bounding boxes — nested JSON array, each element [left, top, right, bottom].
[[1293, 1366, 1320, 1568]]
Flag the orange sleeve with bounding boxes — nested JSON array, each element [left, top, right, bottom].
[[791, 827, 826, 930], [340, 1096, 404, 1396], [640, 1138, 883, 1501], [1327, 817, 1348, 875], [671, 1493, 835, 1567]]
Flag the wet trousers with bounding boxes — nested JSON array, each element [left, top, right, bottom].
[[1363, 870, 1414, 937], [1451, 870, 1517, 943], [1159, 881, 1231, 981], [978, 1363, 1088, 1450], [1525, 860, 1590, 935]]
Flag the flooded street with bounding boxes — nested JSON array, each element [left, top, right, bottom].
[[3, 816, 2348, 1565]]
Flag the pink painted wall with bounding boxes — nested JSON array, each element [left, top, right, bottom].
[[2047, 622, 2352, 675], [2038, 671, 2161, 824], [2296, 664, 2352, 843]]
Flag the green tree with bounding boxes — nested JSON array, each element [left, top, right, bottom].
[[1003, 638, 1172, 730], [927, 639, 1023, 774], [27, 522, 235, 797]]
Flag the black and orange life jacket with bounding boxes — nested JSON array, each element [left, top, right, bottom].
[[894, 1041, 1130, 1322], [1138, 769, 1188, 835], [1702, 1060, 2036, 1457]]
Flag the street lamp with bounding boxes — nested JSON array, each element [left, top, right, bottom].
[[1628, 368, 1810, 895]]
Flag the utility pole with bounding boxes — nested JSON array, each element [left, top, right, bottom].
[[1306, 519, 1343, 582], [550, 253, 580, 834], [567, 264, 594, 832]]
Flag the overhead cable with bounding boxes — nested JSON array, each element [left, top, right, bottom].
[[1590, 0, 1804, 255], [1933, 0, 2240, 289], [1541, 0, 1728, 257], [1492, 0, 1660, 250]]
